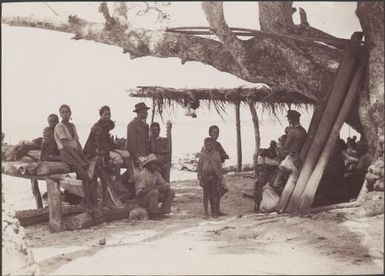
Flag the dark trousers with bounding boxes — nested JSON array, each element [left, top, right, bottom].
[[60, 148, 94, 207], [136, 185, 175, 215]]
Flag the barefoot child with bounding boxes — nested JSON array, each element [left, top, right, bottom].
[[198, 138, 224, 218]]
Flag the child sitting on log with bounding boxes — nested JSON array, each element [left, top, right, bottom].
[[197, 138, 226, 219], [39, 114, 61, 162]]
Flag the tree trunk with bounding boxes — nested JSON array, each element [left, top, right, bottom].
[[356, 2, 384, 155]]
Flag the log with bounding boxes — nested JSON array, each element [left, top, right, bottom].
[[298, 65, 365, 209], [15, 205, 84, 227], [284, 41, 358, 213], [64, 204, 137, 231], [46, 178, 63, 232], [26, 150, 40, 161], [235, 101, 242, 172], [30, 180, 43, 209], [2, 161, 38, 176], [37, 162, 71, 176], [59, 177, 84, 197]]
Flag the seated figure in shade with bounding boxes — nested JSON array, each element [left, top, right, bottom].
[[149, 121, 171, 182], [39, 114, 61, 162], [135, 154, 175, 220]]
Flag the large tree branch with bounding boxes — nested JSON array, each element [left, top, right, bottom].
[[1, 14, 259, 83], [257, 2, 343, 99], [2, 2, 343, 100], [201, 2, 252, 79]]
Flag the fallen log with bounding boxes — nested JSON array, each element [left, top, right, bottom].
[[64, 203, 137, 231], [37, 162, 71, 176], [15, 205, 84, 227]]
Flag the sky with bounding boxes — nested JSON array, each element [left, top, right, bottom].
[[2, 2, 360, 153]]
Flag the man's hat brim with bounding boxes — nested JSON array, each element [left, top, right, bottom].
[[133, 107, 151, 112]]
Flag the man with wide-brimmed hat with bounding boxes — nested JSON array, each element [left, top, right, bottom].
[[135, 154, 175, 219], [271, 109, 307, 210], [126, 102, 151, 167]]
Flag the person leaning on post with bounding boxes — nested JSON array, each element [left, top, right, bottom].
[[135, 154, 175, 220], [272, 110, 307, 196]]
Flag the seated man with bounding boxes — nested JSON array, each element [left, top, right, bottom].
[[135, 154, 175, 220], [344, 140, 373, 198]]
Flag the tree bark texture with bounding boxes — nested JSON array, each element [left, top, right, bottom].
[[356, 2, 384, 155], [2, 1, 383, 152]]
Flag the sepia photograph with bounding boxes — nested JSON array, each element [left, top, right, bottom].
[[1, 1, 384, 275]]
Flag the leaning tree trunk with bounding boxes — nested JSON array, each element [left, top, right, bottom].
[[356, 2, 384, 156]]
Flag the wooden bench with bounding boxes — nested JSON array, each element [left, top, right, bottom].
[[2, 169, 73, 232]]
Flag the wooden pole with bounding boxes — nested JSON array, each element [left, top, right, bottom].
[[300, 73, 335, 160], [248, 101, 260, 171], [151, 98, 156, 124], [31, 179, 43, 209], [235, 101, 242, 172], [298, 65, 365, 210], [284, 44, 358, 213], [166, 120, 172, 182], [46, 178, 63, 232]]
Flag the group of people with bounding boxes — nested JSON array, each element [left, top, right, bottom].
[[39, 103, 371, 218], [256, 109, 373, 210], [40, 102, 174, 220], [313, 135, 373, 206]]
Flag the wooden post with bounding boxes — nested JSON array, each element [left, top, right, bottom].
[[46, 178, 63, 232], [298, 65, 365, 210], [151, 98, 156, 124], [284, 42, 358, 213], [166, 120, 172, 182], [31, 179, 43, 209], [235, 101, 242, 172], [248, 101, 260, 170]]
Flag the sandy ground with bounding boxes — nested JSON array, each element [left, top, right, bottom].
[[3, 173, 384, 275]]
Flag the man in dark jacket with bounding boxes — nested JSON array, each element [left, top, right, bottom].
[[126, 102, 151, 167], [84, 106, 133, 206], [272, 110, 307, 198]]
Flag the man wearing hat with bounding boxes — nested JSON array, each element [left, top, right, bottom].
[[272, 110, 307, 201], [135, 154, 175, 219], [126, 102, 151, 167]]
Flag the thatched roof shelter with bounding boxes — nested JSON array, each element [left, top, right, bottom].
[[128, 85, 316, 116], [128, 85, 316, 173]]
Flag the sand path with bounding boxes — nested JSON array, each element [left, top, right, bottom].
[[5, 174, 384, 275]]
